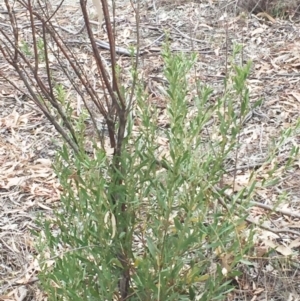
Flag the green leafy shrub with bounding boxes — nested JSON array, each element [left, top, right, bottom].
[[2, 1, 299, 300], [35, 44, 266, 301]]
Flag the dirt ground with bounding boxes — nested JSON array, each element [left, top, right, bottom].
[[1, 0, 300, 300]]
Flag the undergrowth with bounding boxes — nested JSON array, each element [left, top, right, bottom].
[[1, 1, 299, 300], [34, 44, 296, 301]]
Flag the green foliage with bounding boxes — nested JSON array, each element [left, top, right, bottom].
[[270, 0, 289, 18], [37, 37, 45, 61], [20, 40, 33, 56], [20, 38, 45, 60], [35, 44, 296, 300]]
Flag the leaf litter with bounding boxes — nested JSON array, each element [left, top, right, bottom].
[[1, 0, 300, 300]]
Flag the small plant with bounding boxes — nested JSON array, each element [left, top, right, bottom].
[[37, 38, 45, 61], [20, 40, 33, 56], [19, 38, 45, 60], [35, 44, 264, 301], [1, 1, 299, 300]]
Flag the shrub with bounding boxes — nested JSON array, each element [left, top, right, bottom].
[[35, 44, 261, 301], [1, 1, 298, 300]]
